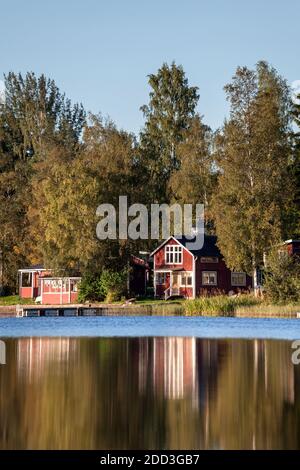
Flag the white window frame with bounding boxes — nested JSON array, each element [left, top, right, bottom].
[[21, 272, 32, 288], [156, 272, 168, 285], [165, 245, 182, 265], [231, 272, 246, 287], [202, 271, 217, 286], [70, 279, 79, 292], [180, 272, 193, 287], [200, 257, 219, 263]]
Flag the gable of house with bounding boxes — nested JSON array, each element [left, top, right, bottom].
[[153, 237, 194, 272]]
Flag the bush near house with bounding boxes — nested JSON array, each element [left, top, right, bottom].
[[78, 269, 128, 303], [78, 275, 104, 303], [100, 269, 128, 302], [263, 251, 300, 303]]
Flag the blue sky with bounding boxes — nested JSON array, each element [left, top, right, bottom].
[[0, 0, 299, 134]]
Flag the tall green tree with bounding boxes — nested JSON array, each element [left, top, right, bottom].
[[27, 144, 101, 272], [212, 62, 293, 293], [0, 72, 85, 292], [168, 115, 216, 230], [264, 249, 300, 303], [292, 92, 300, 235], [139, 62, 199, 202], [3, 72, 85, 158], [28, 115, 138, 275], [0, 148, 27, 292]]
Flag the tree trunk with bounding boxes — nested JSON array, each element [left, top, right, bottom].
[[253, 264, 259, 298]]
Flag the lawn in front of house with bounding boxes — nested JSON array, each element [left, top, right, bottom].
[[0, 295, 34, 306]]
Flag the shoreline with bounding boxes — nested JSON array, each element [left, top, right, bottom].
[[0, 303, 299, 319]]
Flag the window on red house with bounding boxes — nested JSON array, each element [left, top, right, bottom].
[[70, 280, 79, 292], [202, 271, 217, 286], [231, 272, 246, 287], [200, 257, 219, 263], [21, 273, 32, 287], [181, 272, 193, 286], [156, 273, 168, 285], [165, 245, 182, 264]]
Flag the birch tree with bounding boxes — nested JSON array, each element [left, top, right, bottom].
[[212, 62, 293, 294], [292, 91, 300, 235], [139, 62, 199, 203]]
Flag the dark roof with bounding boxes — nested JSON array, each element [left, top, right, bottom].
[[130, 255, 149, 268], [175, 235, 222, 258]]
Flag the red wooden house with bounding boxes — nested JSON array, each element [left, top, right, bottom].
[[279, 240, 300, 256], [151, 235, 253, 299], [18, 266, 81, 304]]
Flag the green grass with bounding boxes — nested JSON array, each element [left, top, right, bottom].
[[184, 295, 300, 317], [236, 303, 300, 317], [135, 298, 184, 306], [0, 295, 34, 306], [89, 299, 184, 316], [184, 295, 261, 317], [82, 298, 184, 306]]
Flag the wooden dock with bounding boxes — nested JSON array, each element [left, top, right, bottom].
[[14, 302, 184, 318], [17, 305, 96, 317]]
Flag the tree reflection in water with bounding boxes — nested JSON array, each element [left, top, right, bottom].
[[0, 337, 299, 449]]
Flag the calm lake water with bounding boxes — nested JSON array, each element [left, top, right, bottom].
[[1, 317, 300, 449], [1, 315, 300, 339]]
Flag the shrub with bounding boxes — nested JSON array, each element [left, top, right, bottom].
[[263, 250, 300, 303], [100, 269, 128, 302], [78, 269, 129, 303], [78, 274, 104, 303], [146, 287, 154, 298]]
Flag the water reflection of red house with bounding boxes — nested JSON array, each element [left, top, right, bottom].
[[137, 337, 231, 414], [196, 339, 227, 409], [17, 338, 78, 380], [138, 337, 198, 402], [153, 338, 197, 399]]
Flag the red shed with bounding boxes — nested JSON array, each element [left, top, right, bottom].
[[18, 266, 81, 304], [39, 276, 81, 304], [151, 235, 252, 299], [18, 265, 48, 299]]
